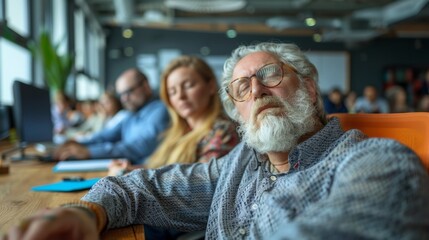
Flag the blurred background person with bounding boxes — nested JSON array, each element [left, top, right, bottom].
[[64, 99, 104, 140], [148, 55, 239, 167], [323, 87, 348, 114], [417, 95, 429, 112], [354, 85, 389, 113], [98, 90, 129, 130], [73, 91, 130, 142], [110, 55, 239, 172], [51, 91, 84, 143], [383, 68, 396, 91], [344, 90, 357, 113], [419, 68, 429, 96], [385, 86, 413, 113], [403, 67, 420, 107], [54, 68, 170, 164]]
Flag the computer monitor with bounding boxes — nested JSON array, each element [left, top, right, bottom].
[[0, 105, 11, 140], [12, 80, 54, 160]]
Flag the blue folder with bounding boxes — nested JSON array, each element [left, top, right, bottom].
[[31, 178, 101, 192]]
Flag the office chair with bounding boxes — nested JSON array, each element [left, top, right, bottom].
[[329, 113, 429, 171]]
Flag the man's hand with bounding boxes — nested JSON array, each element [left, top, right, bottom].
[[5, 207, 98, 240], [108, 159, 131, 176], [54, 141, 90, 160]]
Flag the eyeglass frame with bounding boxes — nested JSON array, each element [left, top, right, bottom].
[[116, 80, 143, 99], [225, 62, 298, 102]]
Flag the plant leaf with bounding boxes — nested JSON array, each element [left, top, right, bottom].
[[29, 31, 74, 92]]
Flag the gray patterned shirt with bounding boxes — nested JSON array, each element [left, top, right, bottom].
[[82, 118, 429, 239]]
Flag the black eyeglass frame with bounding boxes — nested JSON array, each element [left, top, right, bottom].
[[116, 80, 143, 98], [226, 62, 297, 102]]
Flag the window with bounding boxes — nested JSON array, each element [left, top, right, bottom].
[[0, 38, 31, 104], [6, 0, 29, 36], [76, 74, 100, 100], [53, 0, 67, 54]]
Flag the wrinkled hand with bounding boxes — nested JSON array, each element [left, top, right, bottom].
[[3, 207, 98, 240], [54, 141, 90, 161]]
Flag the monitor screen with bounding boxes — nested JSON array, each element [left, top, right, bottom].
[[0, 105, 10, 140], [12, 80, 53, 145]]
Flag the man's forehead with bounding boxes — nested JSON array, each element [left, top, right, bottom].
[[116, 76, 135, 89], [233, 52, 279, 78]]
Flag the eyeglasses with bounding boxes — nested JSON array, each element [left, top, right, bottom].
[[226, 62, 297, 102], [116, 81, 142, 98]]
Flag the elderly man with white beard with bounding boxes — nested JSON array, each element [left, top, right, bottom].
[[6, 42, 429, 240]]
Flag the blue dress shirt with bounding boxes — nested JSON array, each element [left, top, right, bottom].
[[354, 97, 389, 113], [79, 98, 169, 164]]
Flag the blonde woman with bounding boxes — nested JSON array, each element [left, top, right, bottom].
[[109, 55, 239, 175]]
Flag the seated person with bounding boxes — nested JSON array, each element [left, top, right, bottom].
[[344, 90, 357, 113], [354, 85, 389, 113], [97, 91, 129, 131], [64, 99, 105, 140], [51, 91, 84, 143], [109, 55, 240, 175], [53, 68, 170, 164], [385, 85, 413, 113], [417, 95, 429, 112], [323, 87, 348, 114], [7, 42, 429, 239], [73, 91, 130, 142]]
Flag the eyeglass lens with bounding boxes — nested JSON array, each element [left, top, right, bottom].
[[228, 63, 283, 101], [117, 83, 141, 98]]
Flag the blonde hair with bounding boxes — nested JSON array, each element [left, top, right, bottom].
[[146, 55, 222, 168]]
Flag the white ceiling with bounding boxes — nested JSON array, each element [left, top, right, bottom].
[[83, 0, 429, 43]]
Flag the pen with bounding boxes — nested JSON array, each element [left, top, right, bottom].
[[63, 176, 85, 181]]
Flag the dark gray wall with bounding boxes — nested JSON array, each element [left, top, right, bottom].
[[105, 27, 429, 97], [349, 38, 429, 94]]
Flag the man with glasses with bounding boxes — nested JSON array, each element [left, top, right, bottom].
[[9, 42, 429, 239], [54, 68, 170, 164]]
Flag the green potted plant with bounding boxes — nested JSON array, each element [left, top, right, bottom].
[[28, 31, 74, 94]]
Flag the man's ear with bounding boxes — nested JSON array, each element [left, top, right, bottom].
[[143, 80, 152, 95], [304, 78, 318, 104]]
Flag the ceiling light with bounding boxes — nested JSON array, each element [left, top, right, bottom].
[[122, 28, 133, 38], [226, 28, 237, 38], [124, 47, 134, 57], [313, 33, 322, 42], [165, 0, 246, 13], [305, 17, 317, 27], [200, 46, 211, 55]]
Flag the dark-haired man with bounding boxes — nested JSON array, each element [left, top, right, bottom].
[[55, 68, 169, 164]]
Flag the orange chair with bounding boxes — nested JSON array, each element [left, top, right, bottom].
[[330, 113, 429, 171]]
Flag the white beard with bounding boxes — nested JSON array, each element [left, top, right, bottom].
[[238, 88, 317, 153]]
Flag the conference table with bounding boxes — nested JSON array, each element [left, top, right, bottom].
[[0, 146, 144, 239]]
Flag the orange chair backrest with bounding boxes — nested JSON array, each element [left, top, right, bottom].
[[330, 113, 429, 171]]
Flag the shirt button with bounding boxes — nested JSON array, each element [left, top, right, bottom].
[[270, 175, 277, 181], [251, 203, 258, 210], [239, 228, 246, 235]]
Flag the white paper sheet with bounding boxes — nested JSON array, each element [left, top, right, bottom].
[[53, 159, 112, 172]]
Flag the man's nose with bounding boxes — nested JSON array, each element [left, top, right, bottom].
[[250, 77, 271, 100], [120, 94, 130, 103]]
